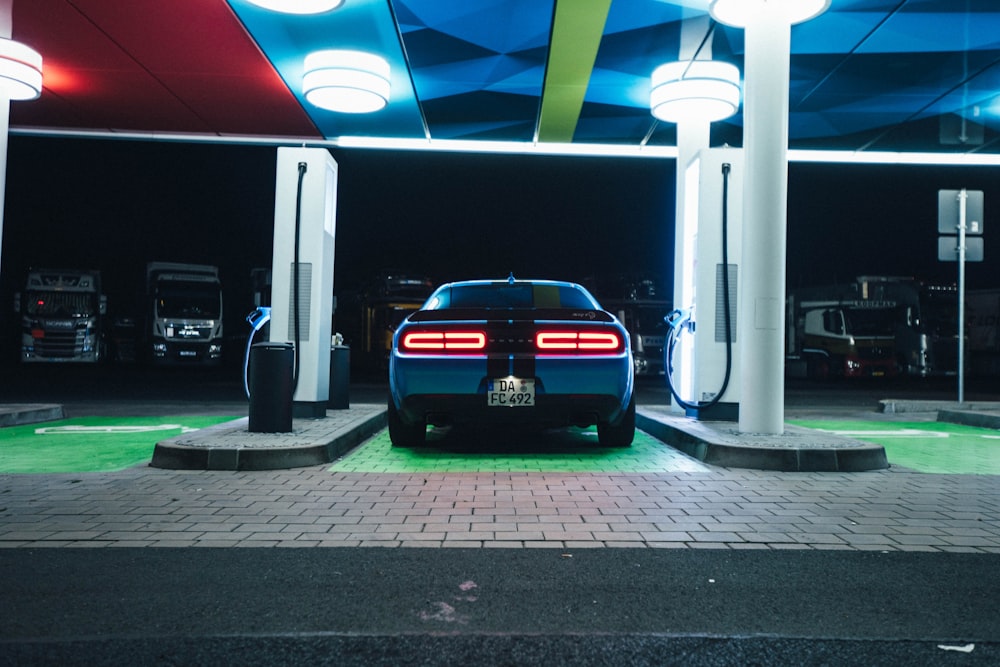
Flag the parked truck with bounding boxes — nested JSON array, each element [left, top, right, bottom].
[[356, 271, 435, 373], [787, 276, 961, 379], [585, 274, 671, 377], [14, 268, 106, 363], [145, 262, 223, 365], [786, 282, 899, 379]]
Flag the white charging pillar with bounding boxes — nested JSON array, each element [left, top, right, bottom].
[[674, 147, 743, 419], [270, 147, 338, 417]]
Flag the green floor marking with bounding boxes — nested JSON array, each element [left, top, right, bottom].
[[790, 420, 1000, 475], [0, 416, 237, 473], [331, 427, 712, 474]]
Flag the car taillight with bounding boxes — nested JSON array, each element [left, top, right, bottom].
[[536, 330, 622, 353], [401, 330, 487, 352]]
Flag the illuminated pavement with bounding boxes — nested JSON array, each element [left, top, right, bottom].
[[1, 406, 998, 551]]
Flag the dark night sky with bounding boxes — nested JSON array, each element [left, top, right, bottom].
[[2, 135, 998, 352]]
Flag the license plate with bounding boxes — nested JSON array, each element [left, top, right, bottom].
[[487, 377, 535, 407]]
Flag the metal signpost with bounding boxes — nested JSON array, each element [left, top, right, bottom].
[[938, 189, 984, 404]]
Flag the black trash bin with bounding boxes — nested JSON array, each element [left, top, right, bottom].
[[248, 342, 294, 433], [329, 344, 350, 410]]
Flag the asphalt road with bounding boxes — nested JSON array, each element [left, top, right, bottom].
[[1, 548, 997, 666]]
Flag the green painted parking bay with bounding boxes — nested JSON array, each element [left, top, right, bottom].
[[0, 416, 237, 473], [331, 427, 713, 474], [790, 420, 1000, 475]]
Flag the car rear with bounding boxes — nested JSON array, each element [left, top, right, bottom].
[[388, 279, 635, 447]]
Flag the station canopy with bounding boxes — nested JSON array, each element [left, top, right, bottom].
[[10, 1, 1000, 160]]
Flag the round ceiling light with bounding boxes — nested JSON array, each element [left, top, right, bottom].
[[650, 60, 741, 124], [244, 0, 344, 14], [709, 0, 830, 27], [303, 50, 390, 113], [0, 37, 42, 101]]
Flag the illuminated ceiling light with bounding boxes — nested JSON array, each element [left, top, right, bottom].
[[244, 0, 344, 14], [303, 50, 390, 113], [650, 61, 741, 123], [709, 0, 830, 27], [0, 37, 43, 101]]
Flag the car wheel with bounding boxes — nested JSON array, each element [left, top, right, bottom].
[[598, 395, 635, 447], [387, 394, 425, 447]]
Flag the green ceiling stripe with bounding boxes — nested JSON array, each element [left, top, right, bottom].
[[537, 0, 612, 143]]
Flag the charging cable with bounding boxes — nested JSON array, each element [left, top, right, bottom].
[[664, 162, 734, 413]]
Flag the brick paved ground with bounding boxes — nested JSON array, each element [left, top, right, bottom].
[[2, 461, 998, 552]]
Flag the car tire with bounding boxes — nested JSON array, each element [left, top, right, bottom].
[[598, 395, 635, 447], [387, 394, 425, 447]]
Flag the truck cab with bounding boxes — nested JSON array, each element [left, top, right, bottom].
[[797, 304, 898, 378], [15, 268, 106, 363], [146, 262, 223, 365]]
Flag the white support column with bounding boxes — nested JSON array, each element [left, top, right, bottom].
[[737, 7, 792, 434], [0, 0, 12, 280]]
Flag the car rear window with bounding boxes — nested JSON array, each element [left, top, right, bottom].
[[427, 283, 598, 310]]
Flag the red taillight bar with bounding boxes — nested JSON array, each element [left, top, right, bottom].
[[536, 330, 621, 352], [401, 331, 487, 351]]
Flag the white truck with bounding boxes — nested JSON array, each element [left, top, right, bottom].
[[14, 268, 107, 363], [786, 282, 899, 379], [786, 276, 959, 379], [146, 262, 223, 365]]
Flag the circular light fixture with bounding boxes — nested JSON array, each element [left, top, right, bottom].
[[303, 50, 390, 113], [0, 37, 42, 101], [244, 0, 344, 14], [710, 0, 830, 27], [650, 60, 741, 124]]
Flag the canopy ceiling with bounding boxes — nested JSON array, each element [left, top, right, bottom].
[[10, 0, 1000, 157]]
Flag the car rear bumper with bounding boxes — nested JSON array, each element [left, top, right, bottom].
[[390, 354, 633, 427]]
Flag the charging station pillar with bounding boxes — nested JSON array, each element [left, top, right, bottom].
[[269, 147, 338, 418], [671, 147, 743, 420]]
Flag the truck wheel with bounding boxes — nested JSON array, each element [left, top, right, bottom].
[[387, 394, 425, 447], [598, 395, 635, 448]]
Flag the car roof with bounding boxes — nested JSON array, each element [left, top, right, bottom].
[[438, 278, 578, 289]]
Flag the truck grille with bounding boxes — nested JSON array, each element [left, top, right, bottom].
[[34, 330, 85, 358], [857, 344, 892, 360]]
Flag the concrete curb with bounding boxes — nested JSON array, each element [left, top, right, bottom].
[[0, 404, 65, 427], [150, 405, 387, 471], [937, 409, 1000, 430], [636, 409, 889, 472], [879, 399, 1000, 414]]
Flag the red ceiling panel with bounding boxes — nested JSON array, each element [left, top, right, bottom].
[[9, 0, 319, 138]]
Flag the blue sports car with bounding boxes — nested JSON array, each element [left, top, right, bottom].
[[388, 277, 635, 447]]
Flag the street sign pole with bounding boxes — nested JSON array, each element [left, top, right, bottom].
[[939, 188, 983, 405], [957, 189, 966, 405]]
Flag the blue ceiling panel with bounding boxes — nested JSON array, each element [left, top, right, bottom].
[[858, 10, 1000, 55], [419, 91, 540, 141], [394, 0, 553, 141], [574, 102, 657, 145]]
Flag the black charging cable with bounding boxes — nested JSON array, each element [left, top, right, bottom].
[[292, 161, 307, 393]]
